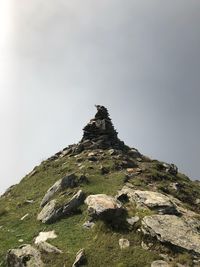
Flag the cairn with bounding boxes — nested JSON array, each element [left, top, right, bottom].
[[76, 105, 126, 151]]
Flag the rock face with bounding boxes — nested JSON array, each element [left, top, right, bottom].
[[142, 215, 200, 255], [85, 194, 123, 220], [7, 244, 43, 267], [40, 173, 79, 207], [38, 190, 85, 223], [117, 187, 179, 215], [77, 105, 126, 151]]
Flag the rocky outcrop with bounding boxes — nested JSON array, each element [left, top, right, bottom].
[[117, 187, 179, 215], [85, 194, 123, 220], [40, 173, 83, 207], [38, 190, 85, 223], [7, 244, 43, 267], [142, 215, 200, 255], [72, 249, 86, 267]]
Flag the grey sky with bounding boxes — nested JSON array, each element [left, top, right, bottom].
[[0, 0, 200, 194]]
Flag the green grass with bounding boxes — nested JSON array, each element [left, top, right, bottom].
[[0, 149, 200, 266]]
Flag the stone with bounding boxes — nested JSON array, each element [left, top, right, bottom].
[[142, 215, 200, 255], [163, 163, 178, 175], [37, 242, 62, 254], [151, 260, 169, 267], [126, 216, 140, 226], [119, 239, 130, 249], [40, 174, 78, 207], [20, 213, 29, 221], [7, 244, 43, 267], [82, 221, 95, 229], [72, 248, 86, 267], [80, 105, 126, 151], [38, 190, 85, 224], [85, 194, 123, 220], [100, 165, 110, 175], [117, 187, 179, 215], [35, 230, 57, 244]]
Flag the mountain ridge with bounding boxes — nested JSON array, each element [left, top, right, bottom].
[[0, 106, 200, 267]]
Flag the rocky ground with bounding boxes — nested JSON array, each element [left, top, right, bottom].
[[0, 106, 200, 267]]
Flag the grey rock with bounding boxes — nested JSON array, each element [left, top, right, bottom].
[[142, 215, 200, 255], [82, 221, 95, 229], [72, 249, 86, 267], [7, 244, 43, 267], [40, 174, 79, 207], [37, 242, 62, 254], [126, 216, 140, 226], [85, 194, 123, 220], [151, 260, 169, 267], [117, 187, 179, 215], [38, 190, 85, 224]]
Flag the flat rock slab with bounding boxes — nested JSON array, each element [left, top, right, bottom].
[[7, 244, 43, 267], [117, 187, 178, 215], [142, 215, 200, 255], [85, 194, 122, 219]]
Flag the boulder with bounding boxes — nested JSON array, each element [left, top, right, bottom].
[[151, 260, 169, 267], [38, 190, 85, 223], [40, 174, 78, 207], [7, 244, 43, 267], [72, 249, 86, 267], [117, 187, 179, 215], [119, 239, 130, 249], [142, 215, 200, 255], [126, 216, 140, 226], [85, 194, 123, 220]]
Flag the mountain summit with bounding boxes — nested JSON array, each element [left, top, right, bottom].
[[1, 106, 200, 267]]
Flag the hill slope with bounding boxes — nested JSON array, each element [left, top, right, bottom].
[[0, 106, 200, 267]]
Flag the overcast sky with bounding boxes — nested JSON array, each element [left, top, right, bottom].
[[0, 0, 200, 194]]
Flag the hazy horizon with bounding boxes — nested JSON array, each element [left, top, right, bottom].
[[0, 0, 200, 194]]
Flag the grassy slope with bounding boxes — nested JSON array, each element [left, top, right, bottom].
[[0, 149, 200, 267]]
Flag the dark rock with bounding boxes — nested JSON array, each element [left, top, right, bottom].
[[163, 163, 178, 175], [80, 105, 128, 151], [100, 166, 110, 175]]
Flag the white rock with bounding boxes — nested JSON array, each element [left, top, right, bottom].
[[119, 238, 130, 249], [35, 230, 57, 244], [20, 213, 29, 221]]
